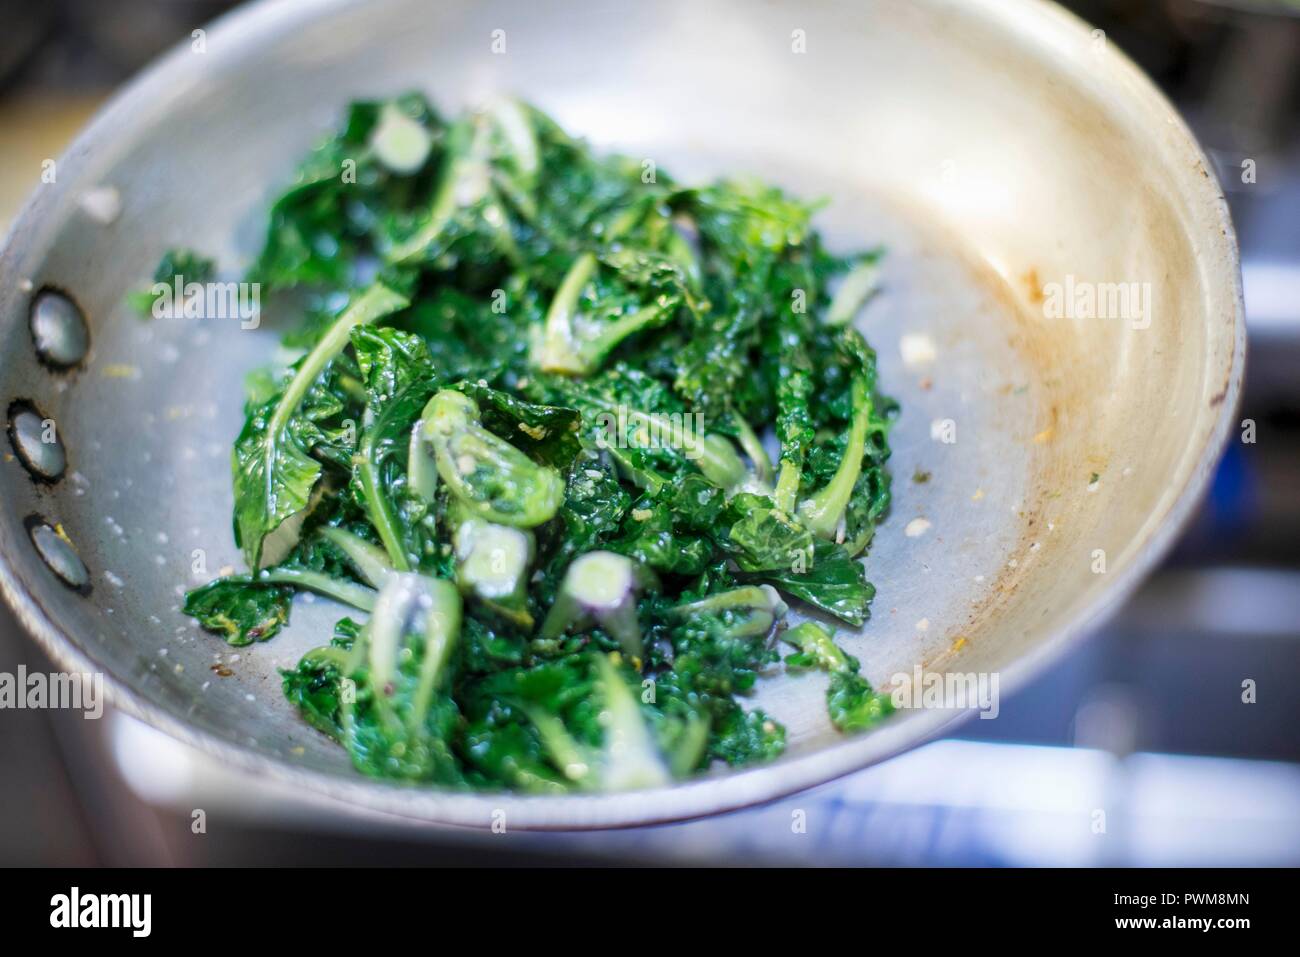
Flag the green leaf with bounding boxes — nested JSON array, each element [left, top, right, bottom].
[[232, 282, 408, 569], [723, 493, 814, 574], [745, 540, 874, 627], [455, 380, 582, 469], [184, 576, 293, 646], [781, 621, 893, 733], [827, 671, 895, 732], [350, 325, 440, 570], [535, 249, 694, 376], [129, 247, 217, 317], [422, 389, 564, 528]]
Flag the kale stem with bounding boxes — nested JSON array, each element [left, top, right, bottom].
[[409, 581, 462, 730], [268, 283, 408, 439], [357, 424, 412, 571], [731, 412, 773, 485], [539, 252, 597, 373], [299, 646, 351, 671], [622, 409, 746, 490], [798, 376, 871, 536], [318, 526, 395, 588], [257, 568, 377, 611], [774, 461, 802, 515]]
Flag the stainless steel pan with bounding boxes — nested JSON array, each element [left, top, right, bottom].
[[0, 0, 1244, 828]]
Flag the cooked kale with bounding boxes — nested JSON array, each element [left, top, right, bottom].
[[182, 95, 898, 791], [782, 621, 895, 732], [128, 247, 217, 316], [183, 575, 292, 645]]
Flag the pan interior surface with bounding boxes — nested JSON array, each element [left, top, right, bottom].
[[0, 0, 1241, 828]]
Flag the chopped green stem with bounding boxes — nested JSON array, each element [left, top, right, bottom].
[[774, 461, 802, 515], [407, 419, 439, 504], [410, 579, 462, 728], [732, 412, 773, 485], [620, 409, 747, 490], [603, 443, 667, 495], [257, 567, 378, 611], [526, 707, 592, 784], [826, 258, 881, 327], [388, 115, 490, 263], [671, 584, 787, 638], [357, 422, 412, 571], [318, 526, 395, 588], [269, 284, 408, 439], [541, 551, 650, 659], [539, 252, 597, 374], [798, 376, 870, 537], [593, 654, 670, 790], [668, 714, 711, 778], [782, 621, 850, 672], [424, 389, 564, 527]]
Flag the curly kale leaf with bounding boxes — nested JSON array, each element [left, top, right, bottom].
[[783, 621, 894, 733], [721, 492, 815, 574], [281, 618, 361, 737], [535, 249, 698, 376], [129, 247, 218, 317], [349, 325, 440, 570], [671, 181, 815, 417], [742, 540, 875, 628], [254, 93, 443, 288], [232, 283, 409, 569], [183, 576, 293, 646], [454, 379, 582, 469]]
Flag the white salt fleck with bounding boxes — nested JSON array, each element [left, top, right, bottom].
[[904, 517, 932, 538], [899, 333, 937, 368], [79, 185, 122, 224]]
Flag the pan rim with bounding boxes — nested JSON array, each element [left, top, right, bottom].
[[0, 0, 1246, 830]]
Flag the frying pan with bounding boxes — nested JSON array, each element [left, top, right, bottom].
[[0, 0, 1244, 829]]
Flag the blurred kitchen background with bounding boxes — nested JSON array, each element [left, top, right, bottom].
[[1, 0, 1297, 865]]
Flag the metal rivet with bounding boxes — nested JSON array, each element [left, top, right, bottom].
[[30, 289, 89, 368], [7, 402, 66, 482], [29, 521, 89, 590]]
